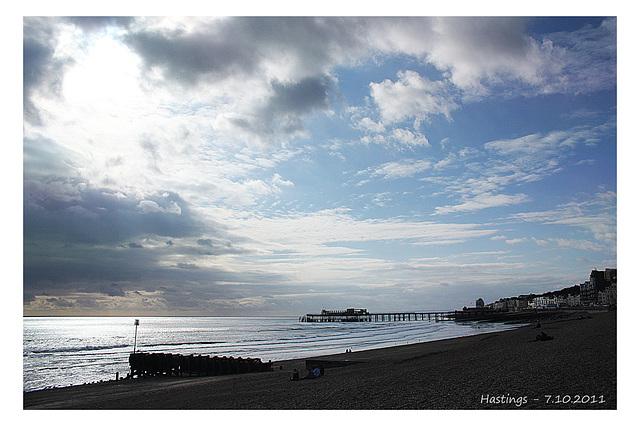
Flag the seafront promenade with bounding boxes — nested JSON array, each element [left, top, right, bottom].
[[24, 310, 616, 410]]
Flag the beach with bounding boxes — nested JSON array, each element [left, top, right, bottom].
[[23, 310, 616, 410]]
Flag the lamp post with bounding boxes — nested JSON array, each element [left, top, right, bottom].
[[133, 319, 139, 353]]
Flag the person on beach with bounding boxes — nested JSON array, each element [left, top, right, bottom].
[[290, 369, 299, 381], [305, 368, 315, 379], [313, 366, 321, 378], [535, 331, 554, 341]]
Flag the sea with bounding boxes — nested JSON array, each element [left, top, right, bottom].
[[23, 316, 518, 392]]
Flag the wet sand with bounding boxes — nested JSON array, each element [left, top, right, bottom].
[[23, 310, 616, 410]]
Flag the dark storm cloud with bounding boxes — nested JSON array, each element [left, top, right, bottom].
[[224, 76, 336, 141], [23, 230, 289, 306], [123, 18, 347, 143], [125, 27, 258, 85], [99, 283, 126, 297], [24, 177, 200, 245], [24, 244, 152, 288], [195, 237, 247, 256], [269, 76, 333, 115], [196, 238, 216, 247], [46, 297, 74, 308], [177, 263, 199, 270], [23, 18, 71, 124], [124, 17, 368, 85], [23, 175, 288, 309]]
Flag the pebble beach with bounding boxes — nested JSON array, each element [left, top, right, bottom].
[[23, 310, 616, 410]]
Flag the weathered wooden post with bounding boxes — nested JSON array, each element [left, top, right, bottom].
[[133, 319, 139, 353]]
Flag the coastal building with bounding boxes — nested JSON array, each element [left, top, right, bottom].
[[516, 296, 530, 310], [487, 267, 612, 310], [566, 294, 581, 307], [604, 268, 617, 283], [580, 280, 593, 305], [533, 296, 548, 309], [598, 282, 616, 306], [581, 269, 616, 306], [493, 297, 520, 311], [476, 298, 485, 308]]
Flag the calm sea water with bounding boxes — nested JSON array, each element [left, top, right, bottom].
[[23, 316, 517, 392]]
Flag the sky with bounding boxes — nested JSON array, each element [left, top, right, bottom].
[[22, 15, 618, 316]]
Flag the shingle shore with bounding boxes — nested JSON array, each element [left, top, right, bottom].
[[24, 310, 616, 409]]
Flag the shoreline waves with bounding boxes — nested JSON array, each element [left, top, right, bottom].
[[23, 310, 616, 410], [22, 315, 518, 392]]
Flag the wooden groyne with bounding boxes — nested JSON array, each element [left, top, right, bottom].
[[128, 352, 272, 378]]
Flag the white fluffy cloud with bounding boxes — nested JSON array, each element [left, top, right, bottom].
[[358, 159, 433, 181], [434, 193, 529, 215], [370, 70, 458, 125]]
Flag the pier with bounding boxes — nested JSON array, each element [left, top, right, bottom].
[[299, 307, 573, 323], [300, 308, 458, 323]]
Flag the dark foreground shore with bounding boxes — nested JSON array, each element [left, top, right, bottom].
[[24, 311, 616, 410]]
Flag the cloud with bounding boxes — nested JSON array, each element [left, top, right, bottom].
[[509, 191, 617, 249], [269, 77, 333, 116], [23, 18, 71, 124], [370, 70, 458, 124], [364, 17, 616, 124], [234, 209, 497, 255], [24, 17, 616, 151], [421, 120, 614, 215], [535, 18, 616, 94], [505, 237, 529, 245], [420, 17, 537, 90], [548, 238, 613, 254], [350, 110, 431, 147], [359, 159, 433, 181], [218, 76, 336, 145], [484, 126, 603, 158], [99, 283, 126, 297], [24, 178, 202, 246], [434, 193, 529, 215], [137, 199, 182, 215], [45, 297, 74, 308], [177, 263, 200, 270]]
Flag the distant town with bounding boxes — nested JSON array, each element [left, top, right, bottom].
[[476, 268, 617, 311], [300, 268, 617, 323]]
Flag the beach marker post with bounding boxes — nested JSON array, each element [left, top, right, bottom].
[[133, 319, 139, 353]]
